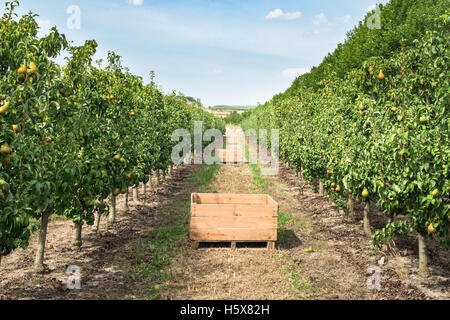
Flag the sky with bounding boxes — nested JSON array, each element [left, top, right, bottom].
[[14, 0, 389, 107]]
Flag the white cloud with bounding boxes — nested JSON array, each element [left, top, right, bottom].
[[335, 15, 351, 24], [313, 13, 327, 25], [212, 68, 222, 74], [128, 0, 143, 6], [265, 9, 302, 20], [281, 67, 311, 79]]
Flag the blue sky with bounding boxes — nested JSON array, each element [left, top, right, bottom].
[[14, 0, 388, 106]]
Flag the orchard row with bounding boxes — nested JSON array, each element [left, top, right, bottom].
[[242, 13, 449, 275], [0, 1, 225, 272]]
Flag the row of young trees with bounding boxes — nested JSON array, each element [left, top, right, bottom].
[[242, 10, 449, 275], [0, 1, 225, 272]]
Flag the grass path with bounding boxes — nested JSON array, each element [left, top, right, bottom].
[[154, 158, 432, 300], [159, 162, 371, 300]]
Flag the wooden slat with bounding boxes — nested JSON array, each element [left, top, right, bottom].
[[191, 216, 277, 229], [194, 194, 267, 205], [191, 204, 275, 217], [190, 229, 277, 241]]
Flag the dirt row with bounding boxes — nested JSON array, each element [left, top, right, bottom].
[[0, 158, 448, 299], [277, 165, 448, 300], [163, 162, 448, 300], [0, 164, 202, 300]]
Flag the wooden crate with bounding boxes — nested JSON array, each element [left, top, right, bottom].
[[190, 193, 278, 250], [217, 149, 246, 164]]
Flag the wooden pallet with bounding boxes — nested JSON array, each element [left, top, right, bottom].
[[191, 240, 276, 251], [190, 193, 278, 251]]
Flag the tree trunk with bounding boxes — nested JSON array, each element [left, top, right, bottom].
[[169, 165, 173, 177], [347, 196, 354, 222], [319, 180, 324, 196], [143, 183, 147, 204], [156, 170, 160, 185], [72, 222, 82, 248], [149, 174, 154, 191], [34, 211, 50, 273], [363, 202, 371, 236], [109, 195, 116, 224], [93, 212, 101, 233], [386, 213, 398, 254], [123, 189, 129, 211], [133, 185, 140, 202], [418, 234, 428, 277], [363, 202, 371, 235]]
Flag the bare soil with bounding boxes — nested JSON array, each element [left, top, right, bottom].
[[0, 128, 448, 300], [165, 163, 448, 300], [0, 165, 202, 300]]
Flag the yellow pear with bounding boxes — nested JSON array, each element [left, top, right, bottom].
[[0, 179, 7, 192], [378, 69, 385, 80], [427, 223, 436, 234], [17, 65, 27, 74], [430, 189, 439, 197], [362, 188, 369, 198], [0, 101, 10, 115], [0, 143, 11, 155], [27, 61, 38, 75]]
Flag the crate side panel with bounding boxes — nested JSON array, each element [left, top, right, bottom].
[[190, 229, 277, 241], [190, 217, 277, 229]]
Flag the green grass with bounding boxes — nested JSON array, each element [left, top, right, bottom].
[[277, 212, 302, 241], [247, 146, 269, 193], [188, 164, 219, 191], [250, 167, 268, 193], [280, 265, 317, 299], [123, 164, 219, 300]]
